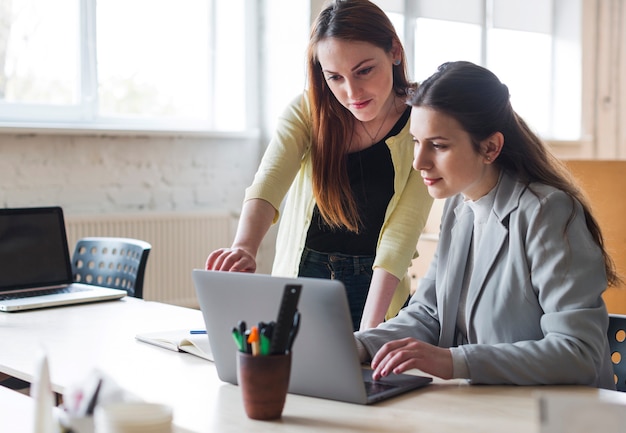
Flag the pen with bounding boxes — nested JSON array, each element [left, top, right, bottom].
[[73, 390, 84, 414], [260, 323, 273, 356], [238, 320, 247, 336], [248, 326, 260, 356], [85, 377, 103, 416], [231, 327, 244, 352], [190, 329, 207, 334], [237, 320, 251, 353]]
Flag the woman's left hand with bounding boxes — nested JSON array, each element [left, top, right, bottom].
[[370, 337, 453, 380]]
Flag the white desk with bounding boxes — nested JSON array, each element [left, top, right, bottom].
[[0, 386, 40, 433], [1, 298, 625, 433]]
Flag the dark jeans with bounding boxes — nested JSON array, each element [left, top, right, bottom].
[[298, 247, 374, 331]]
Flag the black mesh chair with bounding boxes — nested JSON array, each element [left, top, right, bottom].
[[608, 314, 626, 391], [71, 237, 151, 298]]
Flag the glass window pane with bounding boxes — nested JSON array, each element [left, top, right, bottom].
[[552, 0, 582, 140], [263, 0, 308, 133], [487, 28, 552, 137], [213, 0, 245, 131], [493, 0, 552, 34], [371, 0, 404, 14], [413, 18, 481, 82], [416, 0, 483, 25], [0, 0, 79, 105], [96, 0, 210, 124], [386, 12, 404, 47]]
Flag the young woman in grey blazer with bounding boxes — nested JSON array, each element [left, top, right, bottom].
[[354, 61, 621, 389]]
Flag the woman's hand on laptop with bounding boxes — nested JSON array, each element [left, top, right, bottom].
[[205, 247, 257, 273], [370, 338, 453, 381]]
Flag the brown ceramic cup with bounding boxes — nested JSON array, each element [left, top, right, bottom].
[[237, 351, 292, 420]]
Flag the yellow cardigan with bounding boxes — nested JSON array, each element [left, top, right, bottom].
[[245, 94, 433, 319]]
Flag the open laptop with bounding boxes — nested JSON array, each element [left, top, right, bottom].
[[192, 269, 432, 404], [0, 206, 127, 312]]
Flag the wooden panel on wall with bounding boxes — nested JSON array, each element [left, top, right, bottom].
[[565, 160, 626, 314]]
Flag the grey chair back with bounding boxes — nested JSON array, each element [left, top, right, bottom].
[[72, 237, 151, 298]]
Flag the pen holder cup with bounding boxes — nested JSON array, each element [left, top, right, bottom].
[[237, 351, 292, 420]]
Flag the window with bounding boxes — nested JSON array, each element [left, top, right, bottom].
[[1, 1, 584, 139], [0, 0, 251, 132], [374, 0, 582, 141]]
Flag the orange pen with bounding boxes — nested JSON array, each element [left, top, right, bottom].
[[247, 326, 260, 356]]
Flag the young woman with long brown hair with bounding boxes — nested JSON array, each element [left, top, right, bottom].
[[206, 0, 433, 331], [356, 61, 620, 388]]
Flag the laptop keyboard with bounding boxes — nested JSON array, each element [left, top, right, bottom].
[[0, 286, 89, 301], [364, 380, 398, 396]]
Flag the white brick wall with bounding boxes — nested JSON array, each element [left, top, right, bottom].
[[0, 131, 277, 275], [0, 132, 258, 215]]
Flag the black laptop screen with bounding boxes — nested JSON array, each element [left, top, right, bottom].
[[0, 207, 73, 292]]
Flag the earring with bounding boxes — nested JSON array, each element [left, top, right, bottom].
[[486, 156, 491, 162], [393, 59, 401, 66]]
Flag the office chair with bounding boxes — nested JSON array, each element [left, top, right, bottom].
[[71, 237, 151, 298], [608, 314, 626, 391]]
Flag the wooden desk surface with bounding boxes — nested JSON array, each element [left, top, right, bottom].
[[1, 298, 624, 433]]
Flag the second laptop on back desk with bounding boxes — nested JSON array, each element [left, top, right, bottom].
[[0, 207, 127, 312], [192, 269, 432, 405]]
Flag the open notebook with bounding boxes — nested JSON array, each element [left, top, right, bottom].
[[192, 269, 432, 405], [0, 207, 127, 312], [135, 329, 213, 361]]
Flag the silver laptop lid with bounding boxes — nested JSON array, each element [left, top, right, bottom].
[[192, 269, 370, 404]]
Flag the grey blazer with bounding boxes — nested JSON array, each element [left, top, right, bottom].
[[356, 171, 615, 388]]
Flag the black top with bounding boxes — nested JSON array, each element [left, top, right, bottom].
[[305, 107, 411, 255]]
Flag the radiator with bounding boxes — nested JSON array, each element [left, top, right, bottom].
[[65, 212, 236, 308]]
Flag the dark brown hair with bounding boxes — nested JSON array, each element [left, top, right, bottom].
[[306, 0, 411, 232], [408, 61, 621, 287]]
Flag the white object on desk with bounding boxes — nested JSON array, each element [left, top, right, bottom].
[[58, 368, 143, 433], [539, 392, 626, 432], [94, 402, 173, 433], [31, 350, 56, 433]]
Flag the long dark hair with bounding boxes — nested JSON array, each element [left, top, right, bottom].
[[408, 61, 620, 287], [306, 0, 411, 232]]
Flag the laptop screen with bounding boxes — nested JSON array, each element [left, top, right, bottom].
[[0, 207, 73, 292]]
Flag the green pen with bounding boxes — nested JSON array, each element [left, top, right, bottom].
[[231, 327, 244, 352], [260, 333, 271, 355], [260, 322, 273, 355]]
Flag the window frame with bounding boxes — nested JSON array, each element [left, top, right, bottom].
[[0, 0, 260, 138]]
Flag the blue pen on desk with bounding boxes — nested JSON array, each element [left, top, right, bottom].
[[190, 329, 207, 334]]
